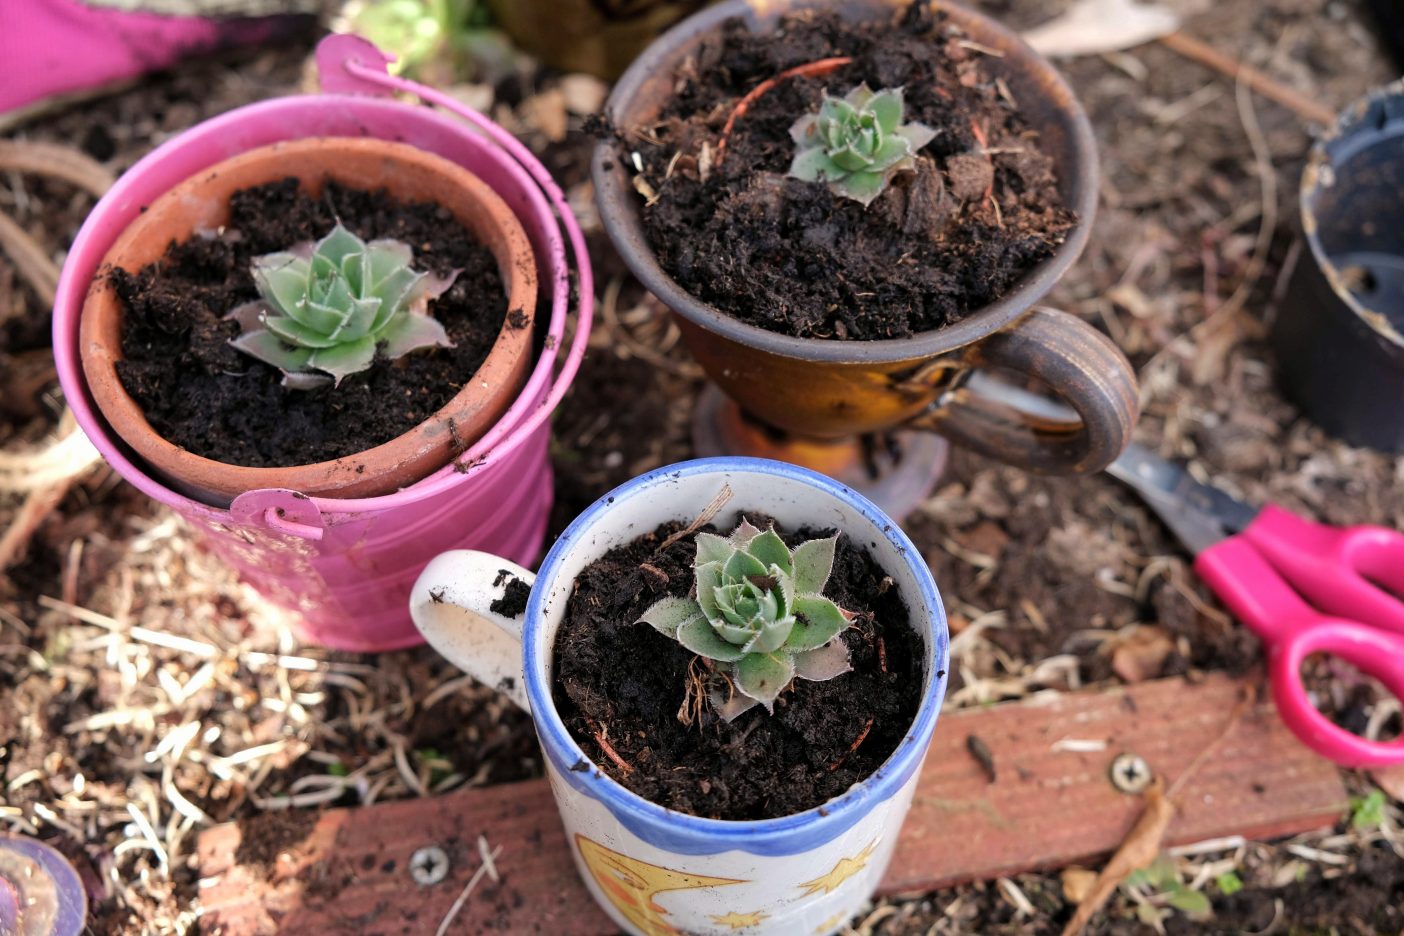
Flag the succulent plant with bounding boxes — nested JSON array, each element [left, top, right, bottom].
[[228, 223, 458, 390], [788, 83, 936, 206], [640, 519, 856, 720]]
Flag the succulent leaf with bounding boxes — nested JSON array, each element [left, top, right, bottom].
[[794, 637, 853, 682], [786, 595, 849, 651], [639, 595, 704, 638], [637, 519, 857, 718], [678, 617, 748, 662], [227, 223, 457, 389], [791, 535, 838, 595], [788, 82, 935, 206], [736, 652, 795, 708]]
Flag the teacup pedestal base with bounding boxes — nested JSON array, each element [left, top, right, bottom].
[[692, 384, 948, 520]]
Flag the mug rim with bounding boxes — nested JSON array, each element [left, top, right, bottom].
[[591, 0, 1100, 365], [522, 456, 949, 853]]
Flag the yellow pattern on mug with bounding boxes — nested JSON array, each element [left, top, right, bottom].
[[575, 834, 746, 936], [797, 839, 878, 897]]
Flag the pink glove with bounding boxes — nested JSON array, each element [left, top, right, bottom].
[[0, 0, 312, 124]]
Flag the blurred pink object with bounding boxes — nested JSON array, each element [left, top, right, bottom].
[[52, 36, 594, 651], [0, 0, 310, 122]]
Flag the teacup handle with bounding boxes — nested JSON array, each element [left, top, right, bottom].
[[409, 550, 536, 711], [911, 306, 1139, 474]]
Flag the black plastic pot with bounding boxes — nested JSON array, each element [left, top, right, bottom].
[[1272, 81, 1404, 453]]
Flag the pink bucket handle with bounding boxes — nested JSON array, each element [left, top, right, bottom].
[[230, 489, 326, 541]]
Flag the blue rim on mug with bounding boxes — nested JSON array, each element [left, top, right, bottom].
[[523, 456, 950, 856]]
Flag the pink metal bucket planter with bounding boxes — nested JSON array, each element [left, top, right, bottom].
[[51, 36, 594, 652]]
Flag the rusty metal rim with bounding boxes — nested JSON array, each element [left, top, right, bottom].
[[592, 0, 1099, 365]]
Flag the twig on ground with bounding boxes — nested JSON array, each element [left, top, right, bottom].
[[827, 717, 873, 772], [592, 723, 635, 776], [1158, 31, 1337, 126], [435, 841, 503, 936], [656, 483, 733, 553]]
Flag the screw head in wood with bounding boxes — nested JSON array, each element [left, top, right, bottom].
[[1110, 753, 1153, 794], [410, 845, 450, 885]]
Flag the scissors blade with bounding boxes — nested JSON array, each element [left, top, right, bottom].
[[1106, 443, 1261, 555]]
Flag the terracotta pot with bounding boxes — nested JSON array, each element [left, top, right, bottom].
[[593, 0, 1140, 474], [80, 137, 538, 505]]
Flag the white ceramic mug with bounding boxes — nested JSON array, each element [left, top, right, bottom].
[[410, 457, 950, 936]]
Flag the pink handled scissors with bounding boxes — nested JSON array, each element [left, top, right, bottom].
[[1108, 443, 1404, 767]]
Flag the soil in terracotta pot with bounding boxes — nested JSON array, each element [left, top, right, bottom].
[[631, 3, 1077, 340], [111, 179, 513, 467], [552, 515, 926, 820]]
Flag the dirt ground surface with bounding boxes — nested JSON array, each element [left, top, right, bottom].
[[2, 1, 1403, 934]]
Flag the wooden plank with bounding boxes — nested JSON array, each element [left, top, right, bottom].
[[196, 674, 1347, 935]]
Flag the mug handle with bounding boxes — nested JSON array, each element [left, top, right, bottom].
[[909, 306, 1139, 474], [409, 550, 536, 711]]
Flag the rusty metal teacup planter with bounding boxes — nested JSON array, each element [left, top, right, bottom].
[[593, 0, 1139, 475]]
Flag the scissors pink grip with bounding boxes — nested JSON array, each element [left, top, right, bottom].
[[1197, 506, 1404, 767]]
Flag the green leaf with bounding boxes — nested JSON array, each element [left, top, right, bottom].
[[829, 144, 874, 173], [307, 335, 377, 383], [836, 170, 889, 206], [694, 533, 732, 566], [723, 548, 767, 582], [744, 529, 792, 577], [819, 95, 858, 129], [379, 311, 453, 359], [791, 535, 837, 595], [333, 295, 384, 343], [896, 122, 937, 153], [253, 259, 311, 317], [734, 651, 795, 707], [1215, 872, 1243, 896], [695, 561, 722, 616], [1167, 887, 1210, 915], [263, 315, 342, 349], [712, 616, 756, 646], [1351, 789, 1387, 830], [315, 223, 365, 266], [869, 88, 904, 134], [789, 147, 842, 183], [842, 83, 874, 110], [786, 595, 849, 650], [229, 330, 313, 373], [677, 617, 747, 662], [370, 267, 425, 328], [638, 595, 703, 638], [869, 134, 916, 173], [740, 614, 793, 654]]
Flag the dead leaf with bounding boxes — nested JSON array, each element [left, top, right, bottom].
[[1023, 0, 1179, 58], [559, 74, 607, 115], [1111, 627, 1176, 684], [1371, 764, 1404, 803], [1062, 777, 1175, 936], [1061, 867, 1098, 904], [521, 88, 568, 143]]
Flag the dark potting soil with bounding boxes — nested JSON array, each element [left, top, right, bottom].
[[111, 179, 510, 467], [552, 516, 925, 821], [490, 569, 532, 618], [633, 3, 1077, 340]]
